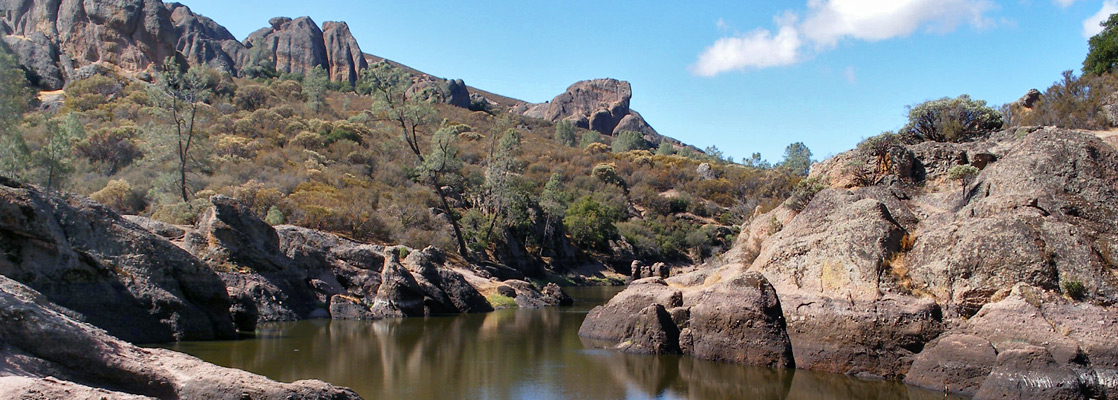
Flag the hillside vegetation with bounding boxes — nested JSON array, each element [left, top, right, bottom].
[[0, 42, 807, 278]]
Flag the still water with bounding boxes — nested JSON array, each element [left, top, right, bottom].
[[162, 287, 962, 400]]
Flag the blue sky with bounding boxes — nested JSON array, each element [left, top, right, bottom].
[[181, 0, 1113, 163]]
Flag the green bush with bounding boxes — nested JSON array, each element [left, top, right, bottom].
[[563, 195, 621, 250], [902, 95, 1003, 142], [1085, 13, 1118, 75], [1063, 279, 1087, 300], [612, 130, 648, 153], [555, 120, 577, 147]]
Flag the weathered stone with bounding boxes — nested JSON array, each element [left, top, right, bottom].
[[616, 304, 680, 355], [579, 278, 683, 342], [974, 344, 1088, 400], [328, 294, 374, 320], [0, 275, 362, 399], [321, 21, 367, 85], [905, 334, 998, 396], [244, 16, 326, 76], [681, 272, 794, 368], [0, 181, 235, 343]]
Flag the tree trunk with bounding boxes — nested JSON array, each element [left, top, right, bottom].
[[433, 179, 469, 260]]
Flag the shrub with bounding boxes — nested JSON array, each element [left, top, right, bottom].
[[785, 176, 826, 211], [902, 95, 1003, 142], [555, 120, 577, 147], [612, 130, 649, 153], [75, 126, 142, 175], [1063, 279, 1087, 300], [585, 142, 610, 154], [1016, 71, 1118, 129], [90, 179, 146, 214], [580, 130, 602, 148], [233, 84, 273, 111], [563, 195, 621, 250], [265, 205, 285, 225]]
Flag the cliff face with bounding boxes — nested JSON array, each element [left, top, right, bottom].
[[582, 127, 1118, 399], [0, 0, 369, 88]]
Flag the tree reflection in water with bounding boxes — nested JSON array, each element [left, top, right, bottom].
[[162, 287, 964, 400]]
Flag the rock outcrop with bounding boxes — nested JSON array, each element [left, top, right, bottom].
[[516, 78, 677, 146], [181, 195, 493, 325], [0, 275, 361, 399], [580, 274, 795, 367], [321, 21, 368, 85], [0, 0, 370, 88], [0, 178, 236, 343], [583, 127, 1118, 399], [244, 17, 327, 77], [0, 0, 182, 89]]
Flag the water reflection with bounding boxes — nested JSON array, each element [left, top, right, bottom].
[[162, 287, 963, 400]]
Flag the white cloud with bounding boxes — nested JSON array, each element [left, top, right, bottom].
[[1083, 0, 1118, 38], [843, 65, 857, 84], [692, 18, 802, 76], [1055, 0, 1078, 8], [692, 0, 995, 76]]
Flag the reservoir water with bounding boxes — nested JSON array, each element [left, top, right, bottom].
[[161, 287, 962, 399]]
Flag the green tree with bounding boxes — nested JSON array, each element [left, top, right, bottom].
[[744, 152, 770, 169], [304, 65, 328, 113], [1085, 13, 1118, 75], [33, 113, 84, 193], [563, 195, 621, 250], [902, 95, 1003, 142], [554, 119, 577, 147], [580, 130, 602, 148], [612, 130, 648, 153], [362, 61, 470, 258], [0, 40, 33, 178], [481, 129, 522, 242], [152, 58, 211, 202], [655, 141, 676, 156], [779, 142, 813, 176], [947, 164, 979, 198]]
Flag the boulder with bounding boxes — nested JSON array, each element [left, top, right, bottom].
[[0, 180, 235, 343], [542, 282, 574, 306], [328, 294, 375, 320], [516, 78, 681, 146], [974, 344, 1088, 400], [581, 273, 795, 368], [0, 275, 362, 399], [616, 304, 680, 355], [680, 272, 794, 368], [579, 278, 683, 342]]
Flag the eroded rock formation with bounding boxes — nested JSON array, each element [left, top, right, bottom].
[[582, 127, 1118, 399]]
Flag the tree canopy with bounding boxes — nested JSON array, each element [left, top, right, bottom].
[[1085, 13, 1118, 75]]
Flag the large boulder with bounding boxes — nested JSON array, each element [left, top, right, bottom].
[[0, 179, 235, 343], [0, 275, 362, 399], [580, 273, 795, 369]]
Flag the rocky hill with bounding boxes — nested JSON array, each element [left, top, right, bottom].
[[513, 78, 678, 147], [581, 127, 1118, 399]]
